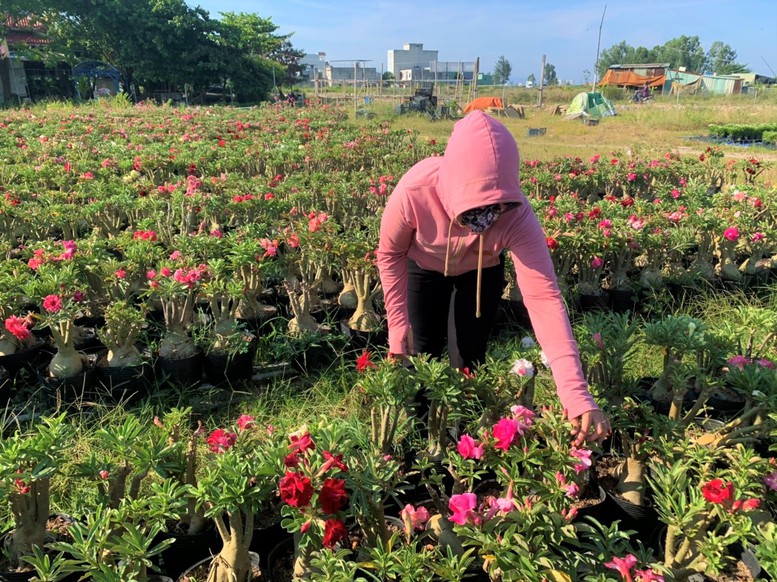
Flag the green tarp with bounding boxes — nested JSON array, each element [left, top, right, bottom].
[[564, 92, 616, 119]]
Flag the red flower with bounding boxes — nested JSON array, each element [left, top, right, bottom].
[[322, 450, 348, 473], [701, 479, 734, 505], [279, 471, 314, 508], [322, 519, 348, 549], [546, 237, 559, 251], [205, 428, 237, 453], [289, 432, 315, 455], [319, 478, 348, 514], [356, 350, 376, 373], [42, 294, 63, 313], [5, 316, 31, 341]]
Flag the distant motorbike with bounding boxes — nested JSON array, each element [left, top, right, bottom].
[[632, 91, 653, 103]]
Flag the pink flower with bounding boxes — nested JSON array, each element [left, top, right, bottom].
[[236, 414, 255, 431], [115, 268, 126, 279], [723, 226, 740, 241], [570, 447, 593, 474], [727, 355, 750, 370], [509, 358, 534, 378], [764, 472, 777, 491], [457, 434, 484, 460], [509, 405, 535, 426], [604, 554, 637, 582], [493, 418, 518, 451], [448, 493, 481, 526], [42, 294, 63, 313], [5, 316, 31, 341], [400, 504, 430, 531], [591, 256, 604, 269], [757, 358, 776, 369], [99, 470, 110, 480], [206, 428, 237, 453], [592, 332, 604, 350]]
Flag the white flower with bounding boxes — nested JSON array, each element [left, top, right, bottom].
[[520, 336, 536, 349], [510, 358, 535, 378], [752, 390, 766, 399]]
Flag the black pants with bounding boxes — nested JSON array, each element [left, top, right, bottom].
[[406, 255, 506, 370]]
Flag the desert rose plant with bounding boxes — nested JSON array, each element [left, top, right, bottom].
[[188, 413, 285, 582], [0, 414, 75, 570], [277, 422, 354, 578]]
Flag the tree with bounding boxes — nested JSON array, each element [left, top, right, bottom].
[[706, 41, 749, 74], [492, 55, 512, 85], [527, 73, 536, 85], [653, 35, 706, 73], [543, 63, 558, 85]]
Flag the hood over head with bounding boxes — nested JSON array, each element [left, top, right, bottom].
[[437, 110, 523, 220]]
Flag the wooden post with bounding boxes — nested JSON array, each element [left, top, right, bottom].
[[472, 57, 480, 101], [537, 54, 546, 108]]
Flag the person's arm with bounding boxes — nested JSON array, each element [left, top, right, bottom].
[[505, 202, 608, 443], [376, 189, 415, 356]]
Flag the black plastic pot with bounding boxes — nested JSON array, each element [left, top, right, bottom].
[[339, 319, 388, 350], [605, 490, 661, 549], [266, 537, 294, 582], [96, 361, 153, 403], [41, 365, 99, 407], [607, 288, 638, 314], [203, 343, 257, 387], [575, 292, 609, 313], [0, 570, 35, 582], [572, 485, 619, 527], [250, 519, 291, 572], [156, 524, 222, 580], [156, 352, 203, 388], [0, 344, 45, 380]]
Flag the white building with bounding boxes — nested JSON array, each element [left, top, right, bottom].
[[298, 52, 327, 82], [322, 61, 380, 86], [387, 43, 438, 81]]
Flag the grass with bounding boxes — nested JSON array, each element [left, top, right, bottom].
[[354, 89, 777, 184]]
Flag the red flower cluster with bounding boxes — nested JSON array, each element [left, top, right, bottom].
[[205, 428, 237, 453], [279, 471, 314, 508], [700, 479, 760, 513], [4, 315, 31, 341], [132, 229, 158, 241], [356, 350, 376, 373]]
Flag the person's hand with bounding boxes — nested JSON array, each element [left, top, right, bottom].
[[569, 409, 610, 447], [389, 329, 415, 367]]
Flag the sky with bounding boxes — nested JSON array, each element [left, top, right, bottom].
[[189, 0, 777, 84]]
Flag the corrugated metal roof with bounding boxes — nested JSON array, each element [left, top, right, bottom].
[[4, 15, 45, 29], [609, 63, 671, 69], [6, 32, 50, 45]]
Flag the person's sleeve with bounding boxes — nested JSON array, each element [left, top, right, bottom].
[[376, 189, 414, 355], [506, 203, 599, 419]]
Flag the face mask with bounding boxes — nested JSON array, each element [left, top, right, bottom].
[[459, 204, 501, 233]]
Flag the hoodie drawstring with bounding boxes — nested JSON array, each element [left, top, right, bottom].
[[444, 216, 455, 277], [476, 234, 483, 318], [445, 217, 484, 318]]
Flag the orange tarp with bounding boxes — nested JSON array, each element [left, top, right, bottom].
[[599, 69, 665, 88], [464, 96, 504, 113]]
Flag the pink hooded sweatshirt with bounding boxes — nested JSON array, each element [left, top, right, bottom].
[[377, 110, 598, 420]]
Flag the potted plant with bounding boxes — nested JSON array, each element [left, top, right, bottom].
[[0, 414, 75, 573], [187, 413, 285, 582], [145, 257, 207, 386], [95, 299, 152, 399], [275, 422, 353, 579]]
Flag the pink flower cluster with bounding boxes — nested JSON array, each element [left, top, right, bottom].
[[604, 554, 664, 582], [4, 315, 31, 341], [27, 240, 77, 270], [727, 355, 775, 370]]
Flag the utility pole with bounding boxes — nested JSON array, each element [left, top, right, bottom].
[[537, 54, 546, 108], [472, 57, 479, 101], [592, 4, 607, 92]]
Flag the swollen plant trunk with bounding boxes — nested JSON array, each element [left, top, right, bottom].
[[159, 329, 198, 360], [617, 456, 645, 506], [347, 269, 381, 332], [9, 478, 50, 569], [106, 344, 143, 367], [0, 331, 19, 356], [49, 345, 85, 379], [716, 239, 742, 282], [338, 279, 357, 310], [208, 511, 252, 582]]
